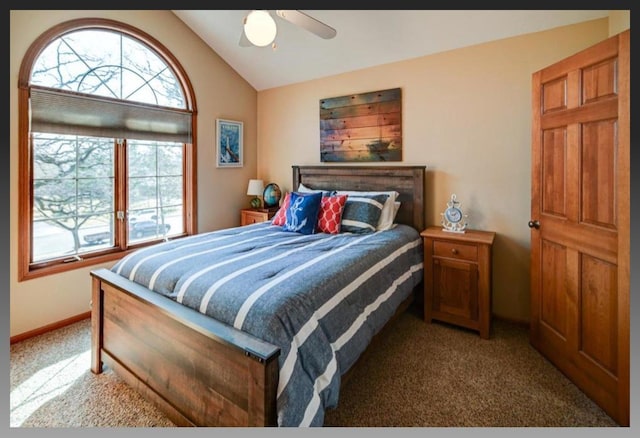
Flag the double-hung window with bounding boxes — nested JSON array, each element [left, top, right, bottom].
[[18, 19, 197, 280]]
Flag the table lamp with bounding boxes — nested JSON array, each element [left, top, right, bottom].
[[247, 179, 264, 208]]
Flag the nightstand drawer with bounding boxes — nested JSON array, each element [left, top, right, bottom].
[[243, 211, 266, 224], [241, 209, 276, 226], [433, 240, 477, 262]]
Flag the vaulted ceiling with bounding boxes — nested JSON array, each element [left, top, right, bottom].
[[172, 10, 610, 91]]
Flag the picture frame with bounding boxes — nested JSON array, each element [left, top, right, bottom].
[[216, 118, 243, 167], [320, 88, 402, 162]]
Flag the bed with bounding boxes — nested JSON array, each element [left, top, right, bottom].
[[90, 165, 425, 427]]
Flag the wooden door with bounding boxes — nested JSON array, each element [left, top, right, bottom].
[[530, 30, 629, 426]]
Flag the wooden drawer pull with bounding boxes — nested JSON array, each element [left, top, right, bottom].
[[451, 248, 458, 255]]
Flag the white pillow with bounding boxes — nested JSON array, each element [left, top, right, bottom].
[[378, 197, 401, 230], [391, 201, 401, 227], [335, 190, 399, 231], [297, 182, 319, 193]]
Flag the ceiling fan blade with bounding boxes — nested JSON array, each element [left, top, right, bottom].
[[239, 29, 252, 47], [275, 10, 337, 39], [238, 13, 252, 47]]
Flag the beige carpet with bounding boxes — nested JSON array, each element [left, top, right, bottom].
[[9, 305, 617, 428]]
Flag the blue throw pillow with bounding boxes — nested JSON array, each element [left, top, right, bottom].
[[283, 191, 323, 235], [340, 193, 389, 234]]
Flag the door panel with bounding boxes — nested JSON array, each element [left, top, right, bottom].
[[579, 254, 617, 374], [541, 128, 567, 217], [539, 240, 568, 339], [530, 30, 629, 426], [541, 77, 567, 113], [582, 57, 617, 104], [581, 120, 617, 228]]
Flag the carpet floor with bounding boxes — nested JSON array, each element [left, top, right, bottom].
[[9, 305, 617, 427]]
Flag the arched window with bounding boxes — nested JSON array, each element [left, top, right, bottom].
[[18, 18, 197, 280]]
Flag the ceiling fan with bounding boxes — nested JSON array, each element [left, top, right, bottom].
[[239, 10, 337, 48]]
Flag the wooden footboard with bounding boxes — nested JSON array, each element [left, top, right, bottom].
[[90, 268, 280, 426]]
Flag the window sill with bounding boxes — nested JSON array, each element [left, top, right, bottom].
[[20, 251, 131, 282], [19, 233, 189, 282]]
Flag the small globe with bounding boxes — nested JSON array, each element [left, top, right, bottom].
[[263, 183, 282, 208]]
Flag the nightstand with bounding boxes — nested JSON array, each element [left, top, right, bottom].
[[240, 208, 276, 226], [421, 226, 495, 339]]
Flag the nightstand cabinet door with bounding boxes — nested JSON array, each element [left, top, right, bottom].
[[421, 226, 495, 339], [432, 257, 478, 323]]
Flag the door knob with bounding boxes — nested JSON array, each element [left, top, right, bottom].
[[528, 220, 540, 229]]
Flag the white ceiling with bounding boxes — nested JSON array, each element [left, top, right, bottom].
[[172, 10, 610, 91]]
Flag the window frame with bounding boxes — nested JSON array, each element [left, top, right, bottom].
[[18, 18, 198, 281]]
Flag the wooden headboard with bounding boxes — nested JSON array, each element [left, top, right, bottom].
[[292, 165, 425, 231]]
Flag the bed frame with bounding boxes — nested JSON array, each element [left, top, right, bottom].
[[90, 165, 425, 426]]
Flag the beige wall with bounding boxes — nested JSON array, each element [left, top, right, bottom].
[[10, 11, 630, 336], [609, 10, 630, 35], [9, 10, 258, 336], [256, 18, 613, 323]]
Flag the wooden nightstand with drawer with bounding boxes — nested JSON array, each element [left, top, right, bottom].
[[420, 226, 496, 339], [240, 208, 276, 226]]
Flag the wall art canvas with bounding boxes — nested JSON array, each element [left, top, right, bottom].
[[216, 118, 243, 167], [320, 88, 402, 162]]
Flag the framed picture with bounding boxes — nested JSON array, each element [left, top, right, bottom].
[[216, 118, 243, 167], [320, 88, 402, 162]]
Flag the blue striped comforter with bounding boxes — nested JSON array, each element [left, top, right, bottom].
[[111, 222, 423, 426]]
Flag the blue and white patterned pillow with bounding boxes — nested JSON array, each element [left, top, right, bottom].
[[340, 193, 389, 234], [283, 191, 323, 235], [335, 190, 399, 230]]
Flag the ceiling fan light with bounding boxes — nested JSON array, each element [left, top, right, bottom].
[[244, 10, 277, 47]]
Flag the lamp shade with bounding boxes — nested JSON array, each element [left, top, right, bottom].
[[244, 10, 277, 47], [247, 179, 265, 196]]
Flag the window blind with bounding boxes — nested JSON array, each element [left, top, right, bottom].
[[30, 87, 192, 143]]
